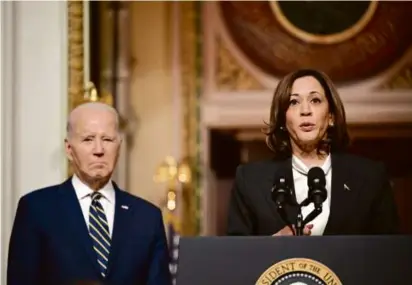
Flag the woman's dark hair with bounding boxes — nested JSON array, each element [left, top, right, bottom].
[[263, 68, 350, 158]]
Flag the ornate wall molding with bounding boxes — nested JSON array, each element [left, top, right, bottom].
[[216, 38, 263, 91], [67, 0, 86, 177], [204, 1, 275, 93], [380, 64, 412, 90], [68, 0, 85, 111], [178, 2, 202, 236], [200, 1, 412, 128], [218, 1, 412, 84], [269, 1, 378, 45]]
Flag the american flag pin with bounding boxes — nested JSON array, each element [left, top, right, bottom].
[[344, 184, 350, 191], [121, 205, 129, 210]]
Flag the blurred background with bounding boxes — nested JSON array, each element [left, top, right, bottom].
[[1, 0, 412, 283]]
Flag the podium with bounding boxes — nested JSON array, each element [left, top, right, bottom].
[[175, 235, 412, 285]]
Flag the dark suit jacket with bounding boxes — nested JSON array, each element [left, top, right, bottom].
[[227, 152, 400, 236], [7, 178, 172, 285]]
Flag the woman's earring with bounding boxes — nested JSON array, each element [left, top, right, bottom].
[[329, 122, 334, 127]]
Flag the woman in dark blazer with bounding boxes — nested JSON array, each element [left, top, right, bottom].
[[226, 68, 399, 236]]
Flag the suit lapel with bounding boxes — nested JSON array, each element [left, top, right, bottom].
[[106, 185, 134, 276], [57, 178, 100, 273], [324, 153, 360, 235]]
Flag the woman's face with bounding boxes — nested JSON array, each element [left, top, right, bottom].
[[285, 76, 333, 152]]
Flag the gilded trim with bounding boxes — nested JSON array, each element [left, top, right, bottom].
[[380, 65, 412, 89], [270, 0, 378, 45], [68, 0, 85, 111], [67, 0, 85, 177], [180, 2, 202, 235], [216, 38, 263, 91]]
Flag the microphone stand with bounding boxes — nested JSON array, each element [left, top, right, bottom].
[[295, 211, 303, 236], [302, 206, 322, 225], [275, 203, 293, 231], [295, 200, 323, 236]]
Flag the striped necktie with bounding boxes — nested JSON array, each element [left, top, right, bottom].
[[89, 192, 111, 278]]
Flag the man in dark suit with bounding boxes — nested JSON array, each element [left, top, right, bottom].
[[7, 102, 172, 285]]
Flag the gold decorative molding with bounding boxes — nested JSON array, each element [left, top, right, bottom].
[[269, 1, 378, 45], [67, 0, 85, 177], [69, 2, 113, 109], [380, 64, 412, 89], [178, 2, 201, 236], [216, 38, 264, 91], [154, 156, 193, 234], [68, 0, 86, 111]]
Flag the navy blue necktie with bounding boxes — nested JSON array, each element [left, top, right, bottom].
[[89, 192, 111, 278]]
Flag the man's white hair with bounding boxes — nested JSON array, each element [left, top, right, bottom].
[[66, 102, 120, 138]]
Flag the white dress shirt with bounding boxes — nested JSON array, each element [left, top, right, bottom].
[[292, 155, 332, 236], [72, 175, 116, 237]]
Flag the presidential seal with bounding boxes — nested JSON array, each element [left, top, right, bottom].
[[255, 258, 342, 285]]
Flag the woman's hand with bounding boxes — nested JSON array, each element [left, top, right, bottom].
[[272, 224, 313, 236]]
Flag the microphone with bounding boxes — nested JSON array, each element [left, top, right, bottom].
[[271, 173, 293, 227], [296, 167, 328, 235], [271, 174, 292, 209], [307, 167, 327, 210]]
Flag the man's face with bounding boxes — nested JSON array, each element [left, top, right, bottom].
[[65, 108, 121, 184]]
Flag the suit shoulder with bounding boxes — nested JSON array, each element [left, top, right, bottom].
[[341, 153, 384, 170], [234, 159, 282, 183], [237, 159, 277, 171], [338, 153, 387, 181], [117, 189, 161, 214], [19, 183, 61, 203], [236, 159, 280, 174]]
